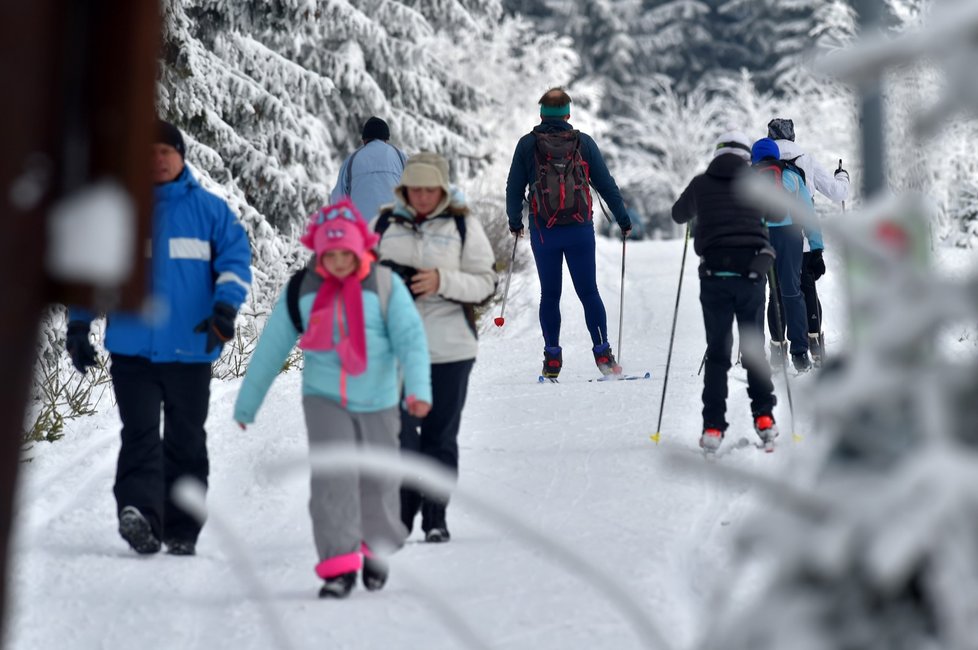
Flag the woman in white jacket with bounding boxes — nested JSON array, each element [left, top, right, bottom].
[[371, 152, 497, 543]]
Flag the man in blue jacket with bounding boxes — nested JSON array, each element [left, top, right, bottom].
[[330, 116, 407, 221], [65, 120, 252, 556], [505, 88, 631, 379]]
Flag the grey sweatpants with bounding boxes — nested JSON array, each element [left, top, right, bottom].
[[302, 396, 406, 562]]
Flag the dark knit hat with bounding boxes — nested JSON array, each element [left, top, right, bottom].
[[157, 119, 186, 159], [767, 118, 795, 142], [751, 138, 781, 164], [361, 116, 391, 142]]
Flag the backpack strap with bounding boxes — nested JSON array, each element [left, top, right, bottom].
[[286, 267, 308, 334], [344, 146, 364, 197], [453, 214, 466, 246]]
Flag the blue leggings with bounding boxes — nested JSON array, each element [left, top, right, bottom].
[[530, 223, 608, 348]]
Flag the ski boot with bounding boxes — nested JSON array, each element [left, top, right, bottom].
[[808, 333, 824, 368], [592, 342, 622, 376], [754, 414, 779, 452], [791, 350, 812, 373], [541, 346, 562, 380], [699, 428, 724, 456]]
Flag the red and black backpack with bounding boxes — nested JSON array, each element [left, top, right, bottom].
[[529, 130, 593, 228]]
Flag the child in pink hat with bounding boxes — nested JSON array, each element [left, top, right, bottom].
[[234, 198, 432, 598]]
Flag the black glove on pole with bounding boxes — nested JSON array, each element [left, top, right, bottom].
[[194, 302, 237, 353], [65, 321, 98, 373]]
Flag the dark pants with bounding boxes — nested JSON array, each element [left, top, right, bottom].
[[767, 225, 808, 354], [801, 252, 822, 334], [530, 222, 608, 348], [400, 358, 475, 532], [109, 354, 211, 543], [700, 277, 776, 431]]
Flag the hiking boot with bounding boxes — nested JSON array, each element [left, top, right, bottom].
[[791, 351, 812, 373], [769, 341, 786, 369], [318, 572, 357, 599], [592, 343, 622, 376], [754, 414, 779, 446], [165, 539, 196, 556], [422, 500, 450, 543], [542, 346, 562, 379], [118, 506, 161, 555], [699, 428, 724, 453], [362, 554, 389, 591], [808, 333, 824, 368]]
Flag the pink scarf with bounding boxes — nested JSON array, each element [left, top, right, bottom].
[[298, 260, 373, 375]]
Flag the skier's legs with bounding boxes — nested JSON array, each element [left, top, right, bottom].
[[563, 224, 608, 347], [734, 279, 777, 417], [699, 279, 736, 431], [769, 226, 808, 354], [800, 257, 821, 335], [530, 229, 564, 347]]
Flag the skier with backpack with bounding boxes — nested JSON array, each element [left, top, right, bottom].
[[372, 152, 497, 544], [505, 87, 632, 380], [751, 137, 817, 372], [233, 199, 432, 598], [767, 118, 850, 363], [671, 131, 779, 454]]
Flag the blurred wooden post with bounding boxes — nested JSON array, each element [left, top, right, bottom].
[[0, 1, 158, 644]]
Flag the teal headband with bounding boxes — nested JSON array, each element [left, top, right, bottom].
[[540, 104, 571, 117]]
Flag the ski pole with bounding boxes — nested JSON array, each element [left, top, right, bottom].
[[651, 224, 690, 444], [767, 267, 799, 442], [494, 235, 519, 327], [616, 232, 626, 361]]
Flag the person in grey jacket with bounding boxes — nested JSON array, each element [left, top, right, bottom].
[[330, 116, 407, 221], [372, 152, 497, 544]]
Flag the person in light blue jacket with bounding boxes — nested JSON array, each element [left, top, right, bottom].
[[64, 120, 252, 557], [329, 116, 407, 221], [234, 198, 431, 599]]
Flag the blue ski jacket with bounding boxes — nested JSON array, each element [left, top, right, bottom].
[[71, 166, 252, 363]]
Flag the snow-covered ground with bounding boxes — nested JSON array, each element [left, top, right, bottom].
[[8, 233, 971, 649]]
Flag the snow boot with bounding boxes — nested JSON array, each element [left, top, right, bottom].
[[542, 346, 562, 379], [699, 428, 724, 454], [769, 341, 786, 370], [791, 351, 812, 373], [318, 571, 357, 599], [754, 414, 779, 452], [422, 500, 450, 543], [360, 543, 388, 591], [118, 506, 161, 554], [165, 539, 196, 556], [592, 342, 622, 376]]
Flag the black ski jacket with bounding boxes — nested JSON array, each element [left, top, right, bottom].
[[671, 153, 771, 256]]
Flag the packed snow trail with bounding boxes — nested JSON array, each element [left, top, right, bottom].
[[10, 236, 831, 649]]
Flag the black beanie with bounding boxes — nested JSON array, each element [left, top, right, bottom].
[[767, 118, 795, 142], [361, 116, 391, 142], [157, 119, 186, 158]]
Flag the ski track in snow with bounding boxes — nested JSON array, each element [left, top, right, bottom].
[[11, 237, 830, 650]]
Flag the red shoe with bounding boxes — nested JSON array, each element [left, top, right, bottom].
[[699, 428, 724, 453]]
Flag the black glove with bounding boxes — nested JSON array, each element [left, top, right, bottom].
[[807, 249, 826, 280], [65, 321, 97, 374], [510, 226, 524, 238], [194, 302, 237, 353], [747, 248, 776, 284]]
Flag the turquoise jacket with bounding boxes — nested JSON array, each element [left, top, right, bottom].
[[233, 266, 431, 422]]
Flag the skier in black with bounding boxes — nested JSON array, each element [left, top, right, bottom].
[[671, 131, 779, 453]]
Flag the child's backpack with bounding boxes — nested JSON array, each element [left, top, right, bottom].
[[752, 157, 813, 222], [529, 130, 593, 228], [285, 263, 392, 334]]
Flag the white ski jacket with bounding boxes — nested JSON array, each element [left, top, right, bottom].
[[775, 139, 850, 204], [372, 189, 497, 364]]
